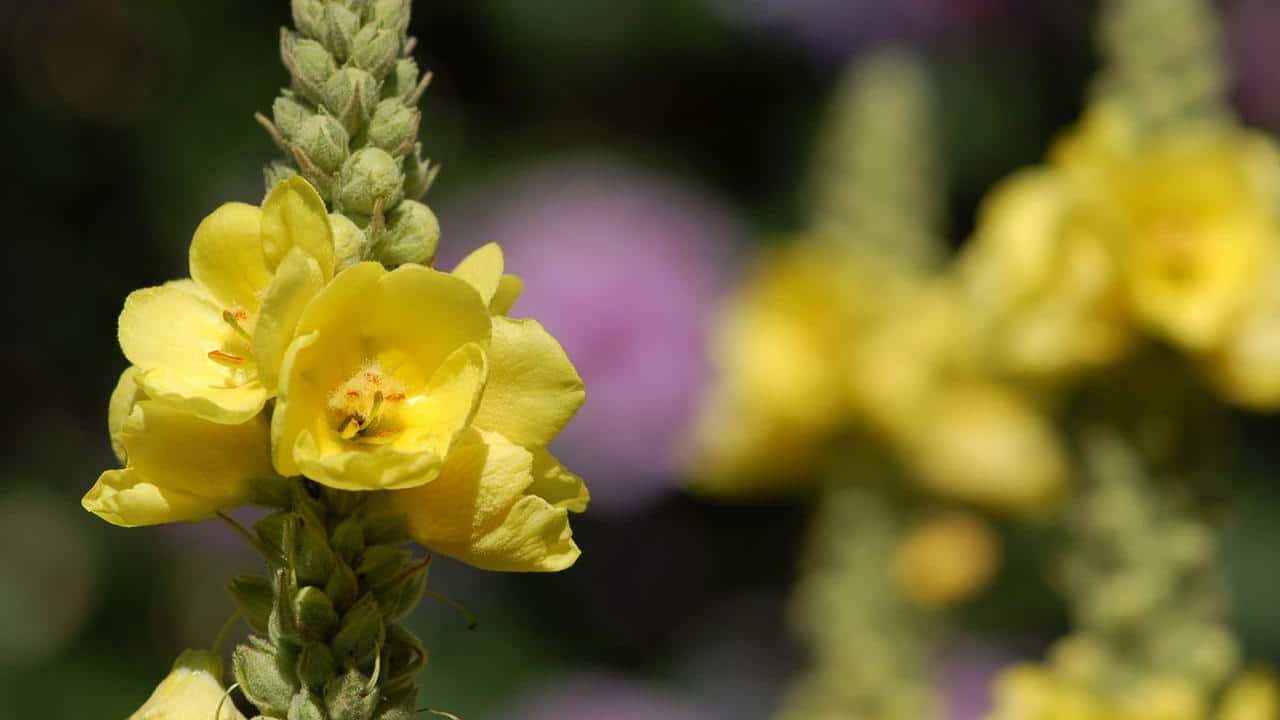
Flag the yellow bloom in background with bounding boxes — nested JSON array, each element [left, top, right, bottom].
[[84, 368, 274, 527], [1218, 671, 1280, 720], [271, 261, 491, 491], [907, 382, 1067, 515], [378, 243, 588, 571], [119, 178, 335, 424], [1202, 258, 1280, 409], [1115, 130, 1280, 351], [989, 665, 1109, 720], [686, 245, 852, 494], [892, 511, 1000, 609], [128, 650, 245, 720], [961, 168, 1133, 381]]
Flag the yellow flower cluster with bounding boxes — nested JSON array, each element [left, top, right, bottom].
[[990, 665, 1280, 720], [84, 178, 588, 572]]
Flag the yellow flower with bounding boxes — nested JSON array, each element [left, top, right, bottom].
[[907, 382, 1067, 515], [961, 168, 1132, 380], [1201, 258, 1280, 409], [128, 650, 245, 720], [119, 177, 335, 424], [892, 511, 1000, 608], [989, 665, 1109, 720], [1115, 130, 1280, 351], [1218, 671, 1280, 720], [379, 243, 589, 571], [271, 261, 492, 491], [685, 244, 852, 493], [84, 368, 274, 527]]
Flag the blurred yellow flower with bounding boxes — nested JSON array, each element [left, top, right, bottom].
[[1202, 258, 1280, 409], [271, 261, 491, 491], [119, 178, 335, 424], [85, 368, 274, 527], [892, 511, 1000, 608], [990, 665, 1212, 720], [1115, 130, 1280, 351], [129, 650, 245, 720], [686, 245, 852, 493], [1218, 671, 1280, 720]]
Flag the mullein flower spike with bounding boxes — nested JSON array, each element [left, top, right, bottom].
[[85, 2, 589, 718]]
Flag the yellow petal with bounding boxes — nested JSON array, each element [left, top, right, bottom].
[[396, 342, 490, 457], [452, 242, 505, 306], [84, 402, 272, 527], [261, 176, 336, 280], [108, 366, 144, 464], [120, 281, 268, 424], [388, 430, 581, 572], [253, 247, 325, 392], [188, 202, 271, 312], [472, 317, 584, 448], [491, 274, 524, 315], [128, 649, 245, 720], [529, 448, 589, 512]]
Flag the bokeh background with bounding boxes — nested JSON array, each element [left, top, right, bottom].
[[3, 0, 1280, 717]]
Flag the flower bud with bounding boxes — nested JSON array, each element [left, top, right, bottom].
[[369, 0, 412, 37], [374, 702, 416, 720], [256, 510, 293, 561], [374, 200, 439, 267], [326, 558, 360, 612], [362, 512, 411, 545], [333, 595, 386, 670], [293, 114, 350, 175], [269, 568, 302, 647], [297, 642, 336, 690], [229, 575, 274, 635], [383, 624, 428, 684], [292, 0, 328, 40], [274, 95, 314, 141], [353, 26, 400, 79], [330, 512, 368, 559], [295, 586, 340, 639], [367, 100, 419, 157], [337, 148, 404, 215], [384, 58, 420, 101], [326, 4, 361, 62], [376, 563, 428, 621], [296, 516, 336, 587], [234, 641, 299, 716], [358, 544, 414, 589], [324, 68, 379, 135], [283, 32, 337, 105], [325, 669, 379, 720], [290, 691, 327, 720]]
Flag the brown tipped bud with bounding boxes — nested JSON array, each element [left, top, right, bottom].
[[295, 114, 351, 174], [384, 58, 420, 101], [294, 586, 340, 639], [325, 669, 379, 720], [367, 99, 419, 157], [324, 67, 379, 135], [326, 558, 360, 613], [290, 691, 327, 720], [292, 0, 328, 40], [283, 32, 337, 106], [333, 595, 385, 670], [273, 95, 314, 141], [297, 642, 336, 690], [325, 4, 361, 62], [353, 26, 400, 79], [374, 200, 439, 267], [369, 0, 412, 38], [337, 148, 404, 215], [233, 642, 299, 716]]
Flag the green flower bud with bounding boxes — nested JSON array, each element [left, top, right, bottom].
[[384, 58, 420, 101], [296, 642, 336, 690], [324, 67, 379, 135], [333, 595, 385, 670], [403, 146, 436, 200], [358, 545, 414, 589], [283, 32, 337, 106], [289, 691, 326, 720], [374, 200, 439, 267], [352, 26, 400, 79], [270, 568, 302, 647], [294, 586, 340, 639], [373, 702, 416, 720], [291, 0, 328, 40], [369, 0, 411, 37], [256, 510, 293, 562], [326, 559, 360, 613], [234, 641, 299, 716], [294, 114, 350, 174], [383, 624, 427, 682], [296, 515, 336, 587], [325, 5, 361, 63], [330, 513, 367, 559], [367, 100, 419, 157], [274, 95, 314, 141], [375, 563, 428, 622], [362, 513, 410, 545], [265, 162, 301, 197], [229, 575, 274, 635], [337, 147, 404, 215], [325, 669, 379, 720]]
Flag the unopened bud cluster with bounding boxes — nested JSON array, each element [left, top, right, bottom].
[[267, 0, 439, 269], [230, 483, 430, 720]]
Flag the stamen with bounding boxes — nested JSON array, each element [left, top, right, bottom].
[[222, 309, 252, 341], [209, 350, 246, 366]]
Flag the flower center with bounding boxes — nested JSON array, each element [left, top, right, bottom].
[[206, 307, 258, 383], [328, 361, 408, 445]]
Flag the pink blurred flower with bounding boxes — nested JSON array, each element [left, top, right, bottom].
[[1229, 0, 1280, 131], [498, 674, 709, 720], [440, 161, 743, 515]]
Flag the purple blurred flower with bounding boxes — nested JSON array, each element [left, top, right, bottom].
[[938, 642, 1018, 720], [712, 0, 1010, 62], [440, 161, 743, 516], [498, 674, 709, 720], [1229, 0, 1280, 131]]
